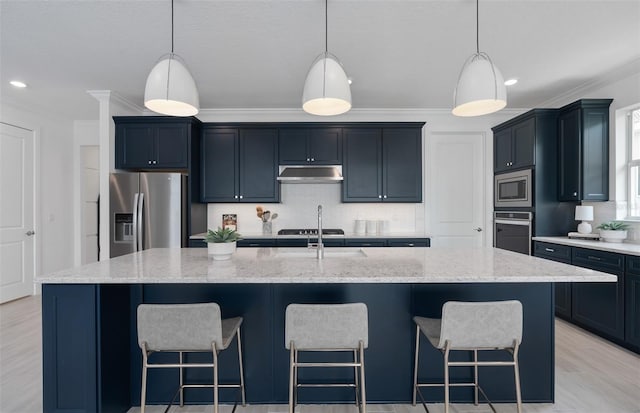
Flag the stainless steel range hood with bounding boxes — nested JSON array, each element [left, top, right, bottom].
[[277, 165, 343, 184]]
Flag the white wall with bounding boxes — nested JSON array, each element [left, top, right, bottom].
[[1, 102, 78, 276]]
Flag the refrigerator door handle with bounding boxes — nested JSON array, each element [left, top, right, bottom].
[[132, 192, 139, 252], [137, 192, 145, 251]]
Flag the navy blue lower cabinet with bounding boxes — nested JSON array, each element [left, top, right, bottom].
[[388, 238, 430, 247], [188, 238, 207, 248], [571, 248, 625, 341], [42, 282, 555, 411], [237, 238, 277, 247], [533, 242, 572, 319], [625, 256, 640, 350], [344, 239, 386, 247]]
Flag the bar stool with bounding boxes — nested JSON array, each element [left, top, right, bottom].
[[137, 303, 246, 413], [285, 303, 368, 413], [412, 300, 523, 413]]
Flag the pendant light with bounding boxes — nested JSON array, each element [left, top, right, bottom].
[[144, 0, 199, 117], [302, 0, 352, 116], [452, 0, 506, 117]]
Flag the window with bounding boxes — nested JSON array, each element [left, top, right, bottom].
[[627, 107, 640, 217]]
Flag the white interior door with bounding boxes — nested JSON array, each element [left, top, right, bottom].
[[0, 123, 35, 303], [429, 132, 485, 247]]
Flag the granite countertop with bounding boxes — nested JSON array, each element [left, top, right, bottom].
[[189, 232, 431, 240], [36, 247, 615, 284], [533, 236, 640, 256]]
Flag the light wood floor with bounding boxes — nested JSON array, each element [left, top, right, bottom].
[[1, 296, 638, 413]]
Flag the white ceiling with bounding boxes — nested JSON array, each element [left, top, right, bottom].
[[1, 0, 639, 120]]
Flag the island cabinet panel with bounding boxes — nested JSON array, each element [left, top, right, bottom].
[[625, 257, 640, 349], [557, 99, 612, 201], [278, 127, 342, 165], [342, 126, 422, 203], [201, 127, 280, 203], [42, 284, 131, 413], [571, 248, 625, 340], [237, 238, 277, 247], [493, 117, 535, 173], [533, 242, 572, 319], [114, 117, 193, 170]]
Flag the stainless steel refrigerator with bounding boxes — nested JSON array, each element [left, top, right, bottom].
[[109, 172, 187, 258]]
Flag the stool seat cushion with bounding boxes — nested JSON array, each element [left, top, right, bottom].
[[413, 316, 442, 348]]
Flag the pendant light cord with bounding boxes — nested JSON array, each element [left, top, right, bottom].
[[324, 0, 328, 53], [476, 0, 479, 54], [171, 0, 175, 53]]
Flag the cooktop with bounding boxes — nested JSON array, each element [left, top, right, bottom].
[[277, 228, 345, 236]]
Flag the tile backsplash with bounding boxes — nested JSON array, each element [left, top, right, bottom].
[[583, 201, 640, 243], [207, 184, 424, 235]]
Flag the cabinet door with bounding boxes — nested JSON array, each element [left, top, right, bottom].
[[116, 124, 154, 169], [154, 124, 189, 168], [493, 128, 512, 173], [533, 242, 573, 319], [388, 238, 430, 247], [239, 129, 280, 202], [511, 117, 535, 169], [201, 128, 238, 202], [582, 107, 609, 200], [571, 248, 625, 340], [558, 109, 582, 201], [308, 128, 342, 164], [342, 128, 382, 202], [382, 128, 422, 202], [278, 129, 309, 164], [625, 257, 640, 349]]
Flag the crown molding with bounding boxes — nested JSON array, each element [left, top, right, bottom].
[[87, 90, 144, 113]]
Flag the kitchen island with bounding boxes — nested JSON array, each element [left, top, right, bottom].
[[37, 247, 615, 413]]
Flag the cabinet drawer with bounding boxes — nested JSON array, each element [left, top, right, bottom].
[[626, 256, 640, 276], [572, 248, 624, 273], [345, 239, 386, 247], [237, 239, 276, 248], [533, 242, 571, 264], [388, 238, 430, 247]]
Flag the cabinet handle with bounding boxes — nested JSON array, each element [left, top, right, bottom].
[[234, 195, 238, 199], [545, 248, 555, 252], [306, 158, 310, 162], [239, 195, 243, 199], [587, 255, 601, 261], [378, 195, 382, 199], [153, 160, 157, 164], [383, 195, 387, 199], [573, 192, 578, 197], [148, 160, 152, 164], [311, 158, 315, 162], [407, 243, 415, 247]]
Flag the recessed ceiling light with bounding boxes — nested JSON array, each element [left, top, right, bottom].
[[10, 80, 27, 88], [504, 78, 518, 86]]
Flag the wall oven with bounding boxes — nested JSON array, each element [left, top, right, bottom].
[[495, 169, 532, 208], [494, 211, 533, 255]]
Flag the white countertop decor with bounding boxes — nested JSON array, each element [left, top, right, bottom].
[[36, 247, 616, 284], [534, 236, 640, 256]]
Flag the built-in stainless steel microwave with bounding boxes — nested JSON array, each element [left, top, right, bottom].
[[494, 169, 532, 208]]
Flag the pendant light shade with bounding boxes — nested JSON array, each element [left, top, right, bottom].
[[452, 0, 506, 117], [452, 52, 506, 117], [143, 0, 199, 117], [302, 52, 352, 116], [144, 53, 199, 117]]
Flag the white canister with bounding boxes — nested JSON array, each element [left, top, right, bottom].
[[355, 219, 366, 235], [378, 220, 390, 235], [366, 220, 378, 235]]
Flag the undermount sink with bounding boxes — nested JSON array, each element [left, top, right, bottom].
[[274, 248, 367, 258]]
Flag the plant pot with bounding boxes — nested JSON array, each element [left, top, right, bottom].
[[599, 230, 627, 243], [208, 241, 237, 260]]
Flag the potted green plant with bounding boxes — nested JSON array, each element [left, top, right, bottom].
[[597, 221, 629, 243], [205, 227, 242, 260]]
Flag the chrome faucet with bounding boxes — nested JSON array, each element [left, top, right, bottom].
[[308, 204, 324, 259]]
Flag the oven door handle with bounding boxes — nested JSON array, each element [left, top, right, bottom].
[[494, 219, 531, 226]]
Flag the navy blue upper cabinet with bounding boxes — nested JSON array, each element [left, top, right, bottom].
[[201, 126, 279, 203], [558, 99, 612, 201], [342, 124, 423, 202], [493, 117, 535, 173], [114, 116, 195, 170], [279, 127, 342, 165]]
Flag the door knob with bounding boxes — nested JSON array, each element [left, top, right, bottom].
[[475, 227, 482, 232], [26, 230, 35, 236]]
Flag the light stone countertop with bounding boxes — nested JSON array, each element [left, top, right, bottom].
[[534, 236, 640, 256], [36, 247, 615, 284]]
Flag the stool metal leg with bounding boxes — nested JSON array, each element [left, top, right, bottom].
[[353, 350, 360, 407], [359, 341, 367, 413], [288, 342, 295, 413], [473, 349, 479, 405], [513, 341, 523, 413], [141, 343, 148, 413], [412, 324, 420, 406], [236, 328, 246, 406], [443, 343, 451, 413], [179, 351, 185, 407], [212, 342, 219, 413]]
